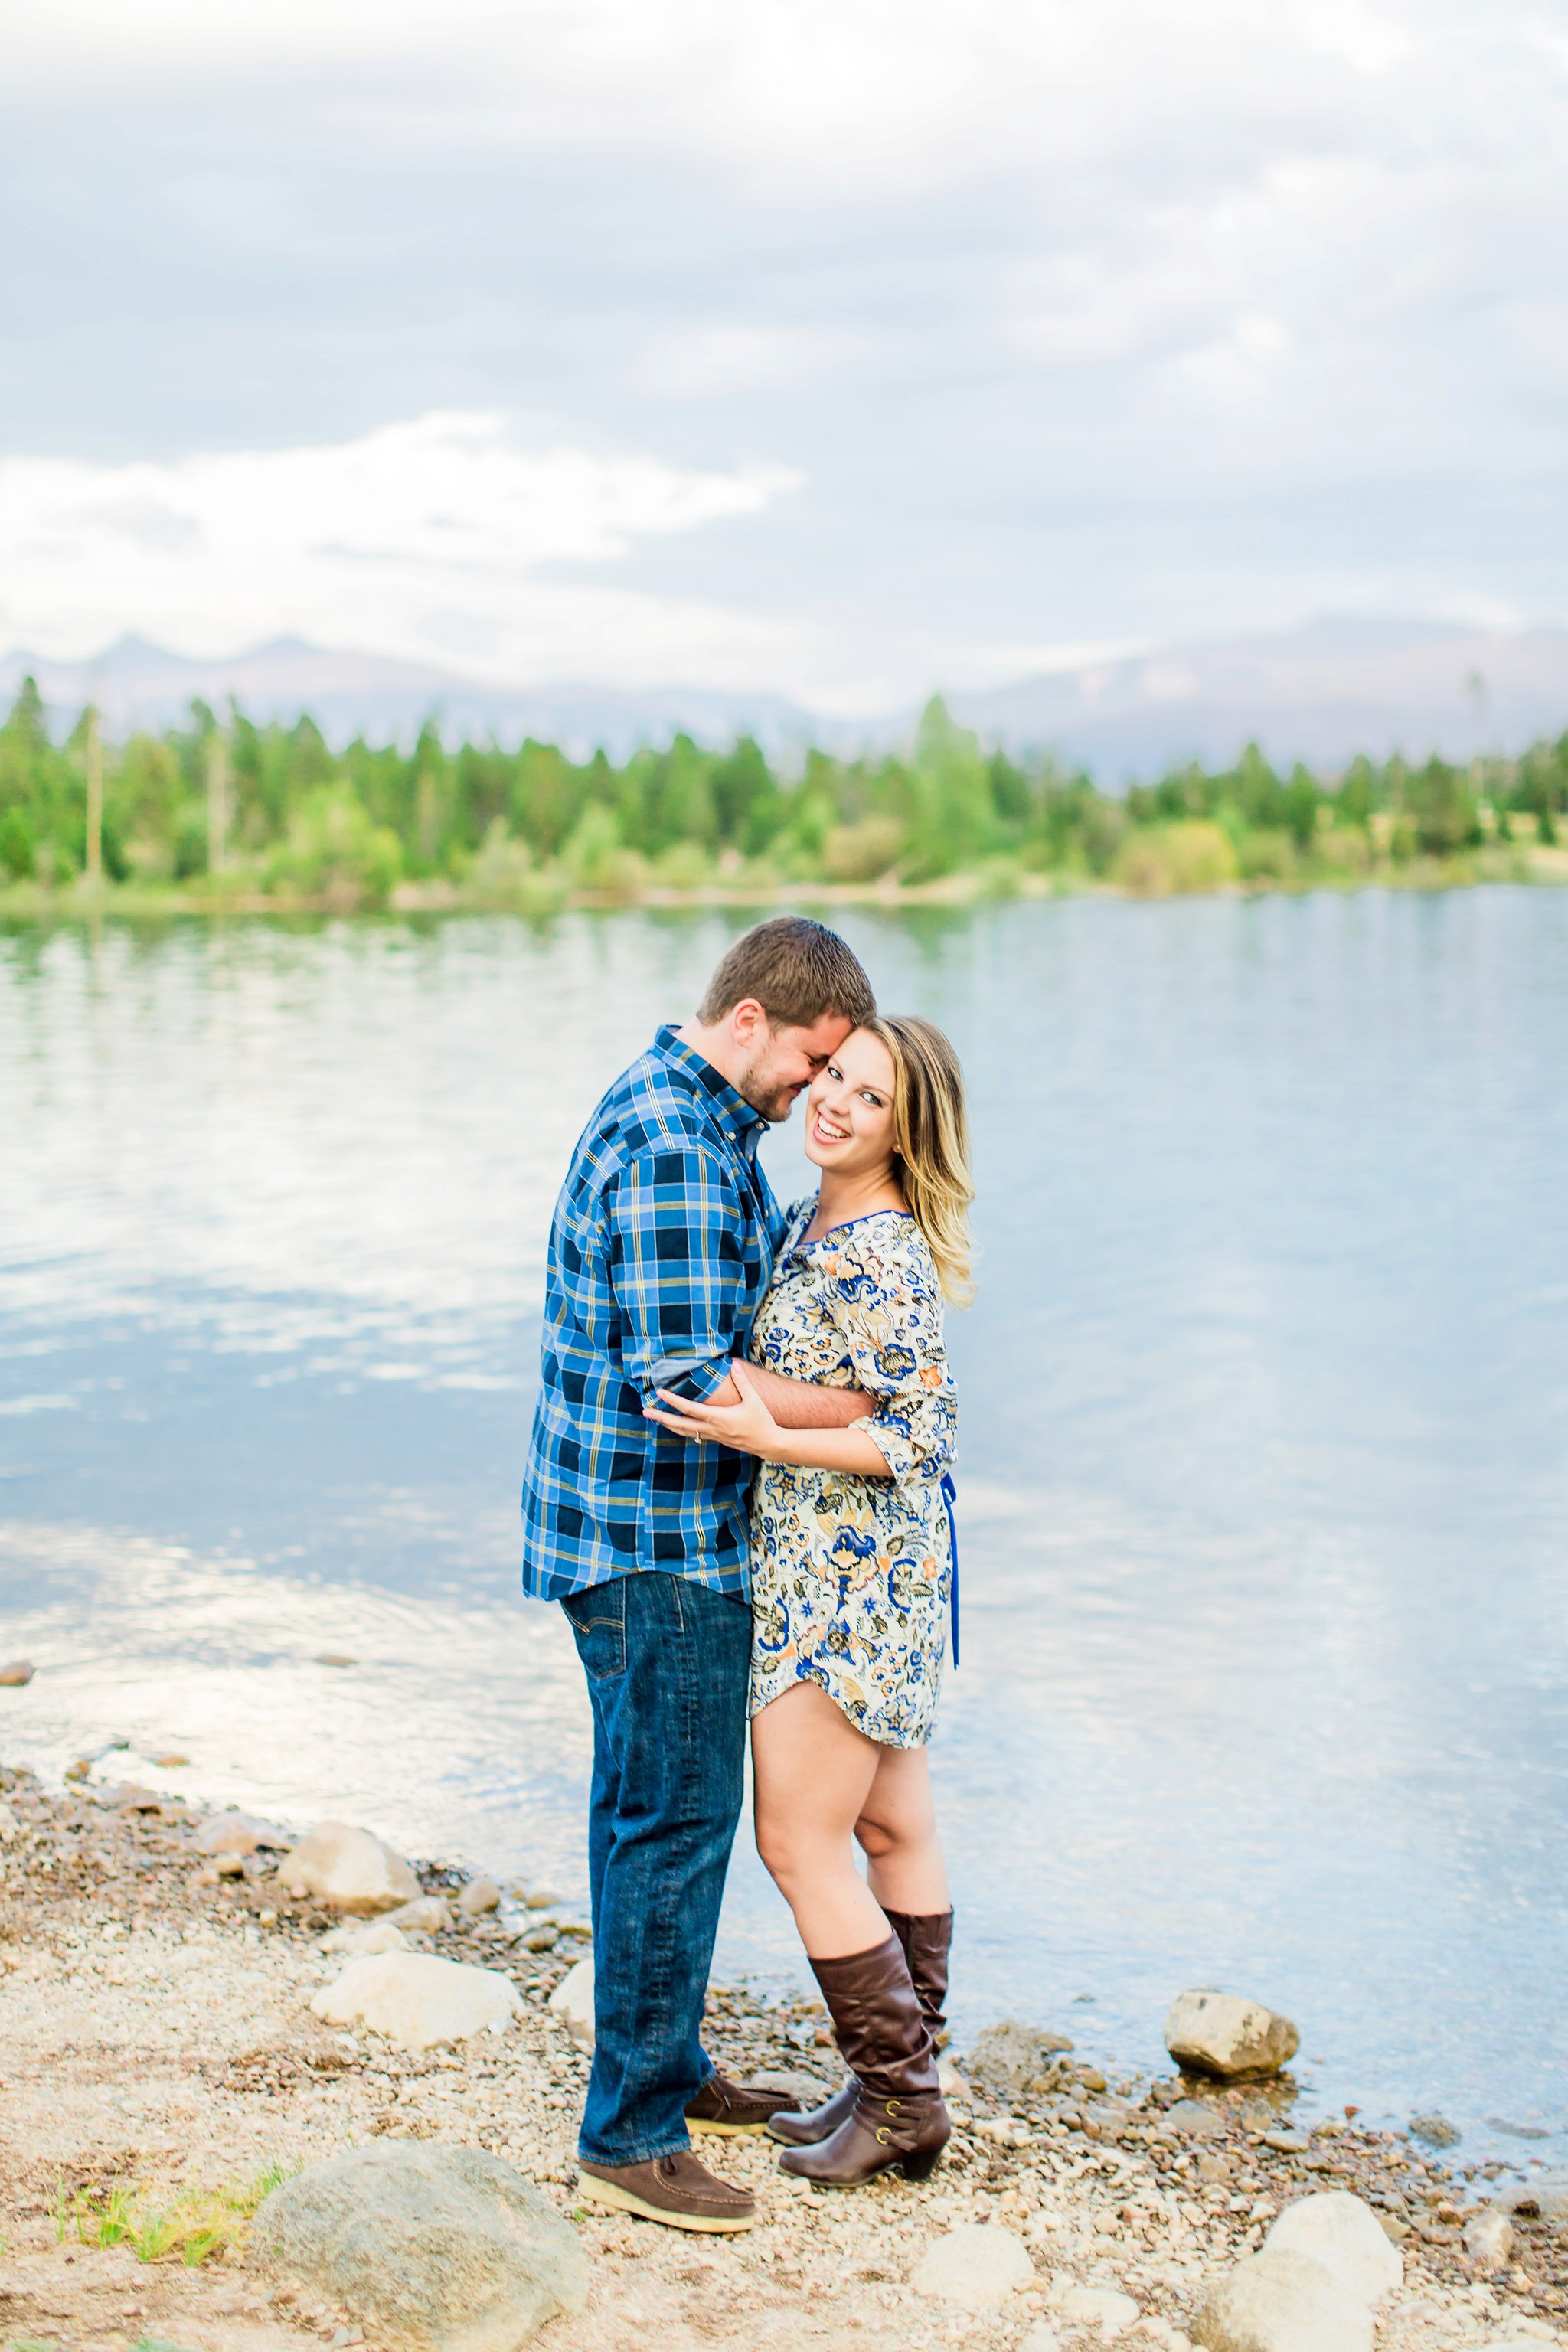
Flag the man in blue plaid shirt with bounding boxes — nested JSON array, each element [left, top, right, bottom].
[[523, 916, 876, 2233]]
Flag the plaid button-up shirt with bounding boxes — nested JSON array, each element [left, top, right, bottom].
[[521, 1025, 788, 1600]]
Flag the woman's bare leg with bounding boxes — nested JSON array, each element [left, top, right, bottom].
[[751, 1682, 890, 1958], [855, 1743, 950, 1915]]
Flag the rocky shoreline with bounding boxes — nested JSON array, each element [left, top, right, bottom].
[[1, 1758, 1563, 2352]]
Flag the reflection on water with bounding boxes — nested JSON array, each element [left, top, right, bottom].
[[2, 897, 1566, 2155]]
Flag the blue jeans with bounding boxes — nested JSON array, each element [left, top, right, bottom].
[[560, 1570, 751, 2167]]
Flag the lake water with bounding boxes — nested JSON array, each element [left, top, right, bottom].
[[2, 892, 1565, 2163]]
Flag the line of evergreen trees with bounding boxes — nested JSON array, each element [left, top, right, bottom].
[[1, 675, 1564, 908]]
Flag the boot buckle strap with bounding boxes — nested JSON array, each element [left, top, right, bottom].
[[886, 2098, 903, 2115], [874, 2127, 893, 2145]]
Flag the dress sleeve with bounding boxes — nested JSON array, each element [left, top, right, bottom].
[[822, 1223, 956, 1483]]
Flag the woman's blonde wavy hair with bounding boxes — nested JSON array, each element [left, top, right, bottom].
[[864, 1014, 975, 1306]]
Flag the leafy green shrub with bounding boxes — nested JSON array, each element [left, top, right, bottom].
[[0, 805, 36, 879], [822, 815, 903, 881], [1236, 827, 1296, 882], [266, 786, 403, 909], [1111, 820, 1240, 897], [560, 804, 644, 900]]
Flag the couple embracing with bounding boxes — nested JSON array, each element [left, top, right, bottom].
[[521, 917, 973, 2233]]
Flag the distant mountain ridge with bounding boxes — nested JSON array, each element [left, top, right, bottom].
[[5, 616, 1568, 776]]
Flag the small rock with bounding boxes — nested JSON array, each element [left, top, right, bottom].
[[937, 2058, 969, 2098], [279, 1822, 420, 1915], [522, 1889, 561, 1910], [215, 1852, 247, 1878], [1409, 2113, 1461, 2148], [1056, 2284, 1140, 2336], [1462, 2207, 1515, 2267], [252, 2142, 588, 2350], [1263, 2190, 1403, 2305], [149, 1751, 190, 1769], [910, 2222, 1035, 2305], [315, 1652, 358, 1667], [965, 2019, 1073, 2096], [1158, 2099, 1227, 2142], [1020, 2329, 1063, 2352], [312, 1952, 521, 2051], [1165, 1990, 1299, 2081], [457, 1878, 501, 1916], [1262, 2132, 1308, 2154], [1191, 2249, 1374, 2352], [384, 1896, 454, 1934], [0, 1801, 17, 1842], [0, 1659, 35, 1687], [549, 1956, 595, 2050], [1501, 2173, 1568, 2226], [196, 1811, 263, 1856], [520, 1926, 558, 1954], [321, 1922, 410, 1958]]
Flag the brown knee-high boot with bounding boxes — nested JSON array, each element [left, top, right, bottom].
[[768, 1909, 953, 2149], [776, 1933, 949, 2186]]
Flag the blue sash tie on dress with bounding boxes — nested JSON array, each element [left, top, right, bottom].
[[940, 1470, 959, 1670]]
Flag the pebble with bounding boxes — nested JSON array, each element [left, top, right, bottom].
[[311, 1950, 521, 2050], [0, 1660, 35, 1687], [910, 2222, 1036, 2305], [548, 1955, 595, 2049], [278, 1821, 420, 1914], [1504, 2175, 1568, 2227], [1464, 2208, 1515, 2268], [457, 1877, 501, 1916], [1410, 2114, 1462, 2148], [1159, 2099, 1227, 2142], [319, 1921, 410, 1957], [1056, 2283, 1141, 2335], [1165, 1988, 1300, 2081], [195, 1811, 264, 1856], [966, 2018, 1074, 2096], [384, 1895, 454, 1934], [1020, 2328, 1063, 2352], [0, 1801, 16, 1842]]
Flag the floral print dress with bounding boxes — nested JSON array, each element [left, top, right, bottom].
[[746, 1200, 958, 1747]]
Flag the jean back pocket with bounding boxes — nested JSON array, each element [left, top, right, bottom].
[[560, 1580, 628, 1681]]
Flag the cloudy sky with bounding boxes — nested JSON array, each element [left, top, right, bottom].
[[4, 0, 1567, 712]]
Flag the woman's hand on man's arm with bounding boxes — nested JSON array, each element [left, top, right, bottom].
[[644, 1359, 891, 1474]]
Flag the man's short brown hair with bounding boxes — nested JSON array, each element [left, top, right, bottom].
[[697, 916, 875, 1031]]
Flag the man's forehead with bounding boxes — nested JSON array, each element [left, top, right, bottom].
[[781, 1012, 854, 1056]]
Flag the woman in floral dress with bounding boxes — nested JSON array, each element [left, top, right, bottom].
[[648, 1014, 973, 2190]]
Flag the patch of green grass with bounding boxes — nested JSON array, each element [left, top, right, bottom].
[[66, 2159, 302, 2269]]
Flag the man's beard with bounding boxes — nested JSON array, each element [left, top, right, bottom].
[[735, 1056, 799, 1125]]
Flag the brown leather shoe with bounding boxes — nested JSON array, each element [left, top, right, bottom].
[[772, 1909, 953, 2147], [577, 2148, 756, 2233], [776, 1933, 949, 2188], [685, 2070, 799, 2135]]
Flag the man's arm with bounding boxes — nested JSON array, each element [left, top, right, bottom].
[[704, 1361, 873, 1429]]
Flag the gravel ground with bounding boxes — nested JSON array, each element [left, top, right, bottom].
[[1, 1761, 1562, 2352]]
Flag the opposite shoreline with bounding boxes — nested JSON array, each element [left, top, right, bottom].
[[2, 1757, 1561, 2352]]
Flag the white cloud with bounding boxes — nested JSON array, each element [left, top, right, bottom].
[[0, 412, 808, 687]]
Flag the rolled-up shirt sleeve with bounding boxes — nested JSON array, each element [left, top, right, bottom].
[[609, 1142, 750, 1403]]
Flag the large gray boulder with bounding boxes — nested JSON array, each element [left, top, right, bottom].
[[1165, 1989, 1299, 2080], [1191, 2249, 1373, 2352], [252, 2144, 590, 2352], [1263, 2190, 1403, 2306]]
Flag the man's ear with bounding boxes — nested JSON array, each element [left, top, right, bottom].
[[730, 997, 767, 1047]]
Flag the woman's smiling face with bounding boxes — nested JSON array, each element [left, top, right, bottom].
[[804, 1027, 899, 1178]]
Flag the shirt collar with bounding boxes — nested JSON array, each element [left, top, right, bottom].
[[653, 1023, 767, 1158]]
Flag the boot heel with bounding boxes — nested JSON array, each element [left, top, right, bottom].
[[899, 2145, 945, 2182]]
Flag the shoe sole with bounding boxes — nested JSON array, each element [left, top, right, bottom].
[[687, 2116, 770, 2136], [577, 2177, 756, 2233]]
